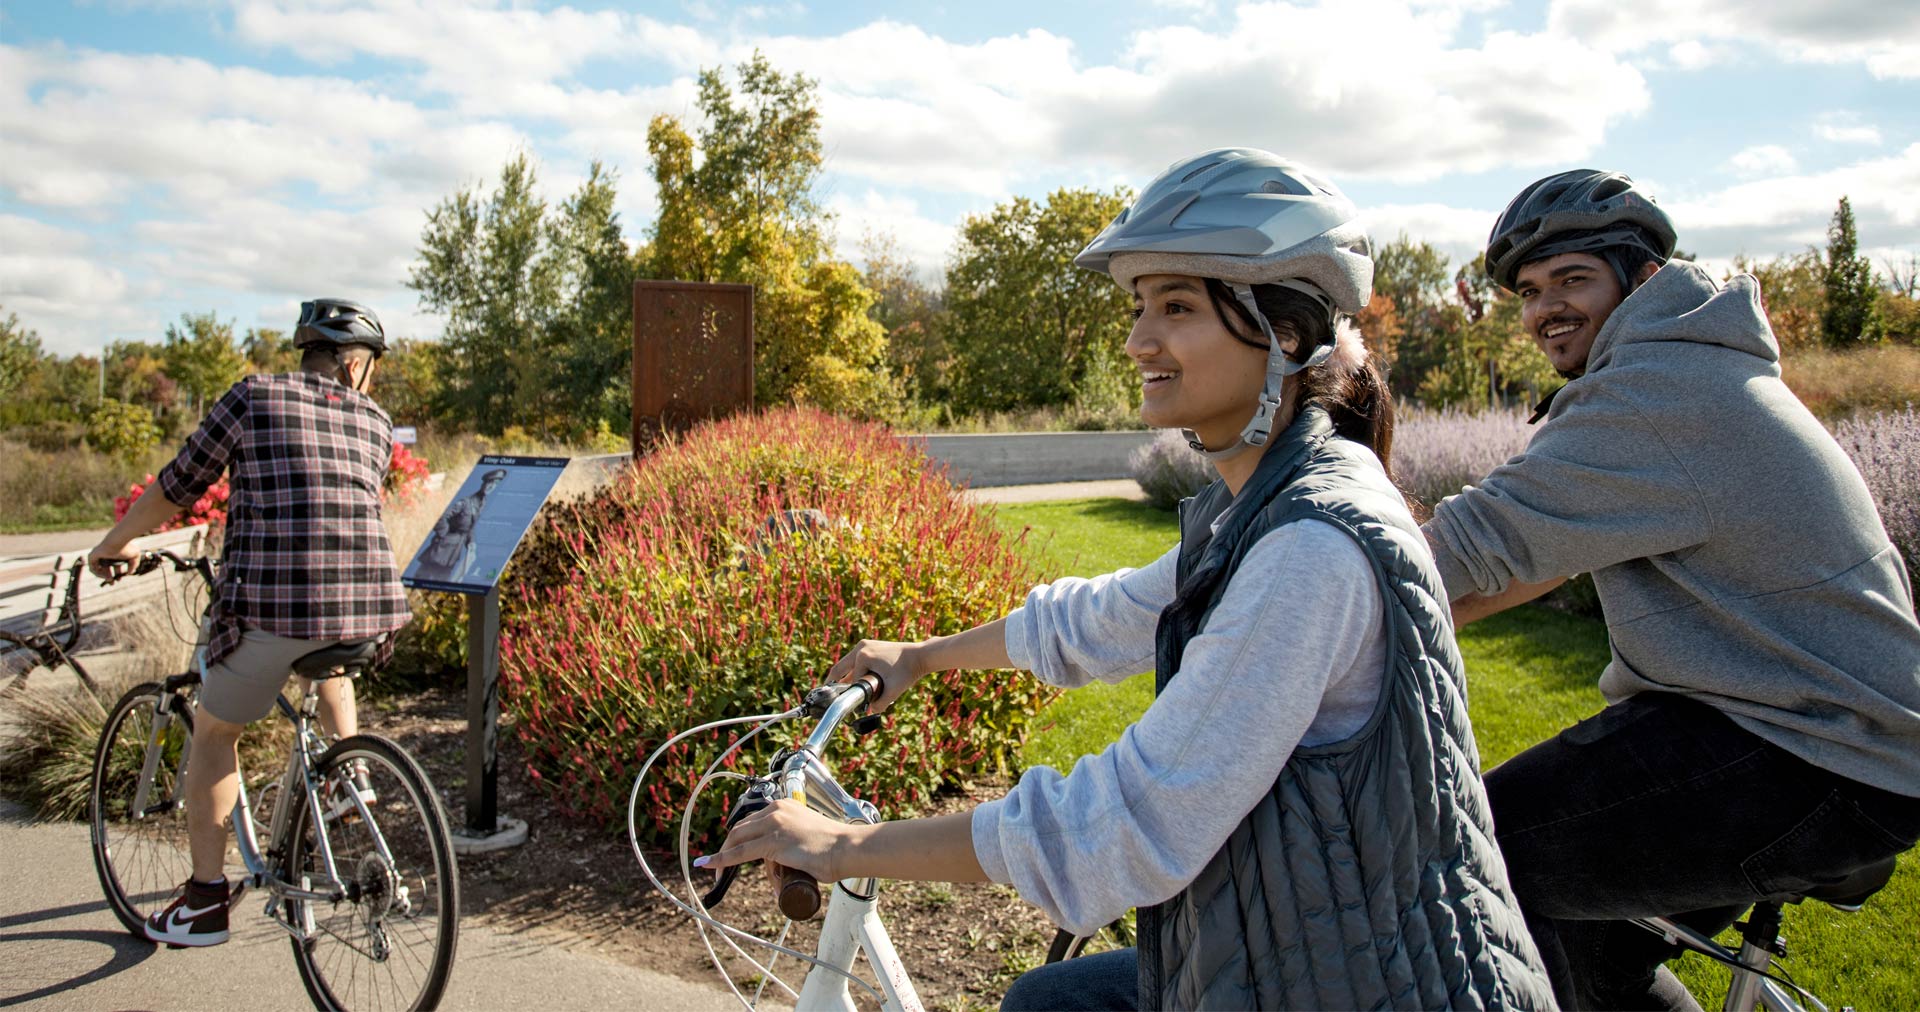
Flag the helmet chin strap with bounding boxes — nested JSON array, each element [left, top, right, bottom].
[[1183, 282, 1335, 462]]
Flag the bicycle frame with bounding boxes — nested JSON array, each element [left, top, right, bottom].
[[1634, 909, 1823, 1012], [138, 643, 397, 940], [795, 882, 924, 1012]]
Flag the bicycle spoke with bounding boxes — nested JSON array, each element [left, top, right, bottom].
[[286, 735, 457, 1011]]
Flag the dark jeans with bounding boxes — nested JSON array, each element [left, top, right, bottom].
[[1002, 947, 1137, 1012], [1486, 693, 1920, 1011]]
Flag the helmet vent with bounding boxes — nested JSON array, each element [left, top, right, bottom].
[[1179, 159, 1225, 183]]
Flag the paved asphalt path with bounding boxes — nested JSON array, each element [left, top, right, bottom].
[[0, 798, 748, 1010]]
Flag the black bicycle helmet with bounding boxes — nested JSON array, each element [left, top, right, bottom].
[[294, 298, 387, 357], [1485, 169, 1677, 292]]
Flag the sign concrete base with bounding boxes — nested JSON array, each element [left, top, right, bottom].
[[451, 815, 529, 855]]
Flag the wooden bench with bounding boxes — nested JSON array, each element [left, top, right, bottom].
[[0, 524, 212, 695]]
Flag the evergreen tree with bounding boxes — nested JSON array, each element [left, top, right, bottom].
[[1822, 196, 1882, 347]]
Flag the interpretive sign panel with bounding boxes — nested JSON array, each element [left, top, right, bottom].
[[402, 455, 568, 594]]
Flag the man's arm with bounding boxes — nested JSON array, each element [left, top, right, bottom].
[[1450, 574, 1567, 627], [87, 485, 187, 577]]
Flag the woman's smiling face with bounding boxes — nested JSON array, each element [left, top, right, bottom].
[[1126, 274, 1273, 447]]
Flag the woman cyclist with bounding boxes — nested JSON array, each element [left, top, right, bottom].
[[704, 149, 1555, 1011]]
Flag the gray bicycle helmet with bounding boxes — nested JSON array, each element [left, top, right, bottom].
[[1075, 148, 1374, 460], [294, 298, 387, 357], [1485, 169, 1676, 292]]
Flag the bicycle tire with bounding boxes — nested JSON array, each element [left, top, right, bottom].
[[89, 681, 195, 936], [285, 734, 459, 1012]]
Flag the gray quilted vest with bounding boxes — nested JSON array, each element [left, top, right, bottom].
[[1138, 407, 1554, 1011]]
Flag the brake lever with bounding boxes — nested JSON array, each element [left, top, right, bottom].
[[697, 780, 779, 910]]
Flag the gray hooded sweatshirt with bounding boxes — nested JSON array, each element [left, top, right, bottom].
[[1425, 261, 1920, 798]]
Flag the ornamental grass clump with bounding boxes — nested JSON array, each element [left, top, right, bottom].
[[1130, 429, 1214, 510], [499, 407, 1051, 846], [1392, 406, 1535, 515], [1832, 407, 1920, 595]]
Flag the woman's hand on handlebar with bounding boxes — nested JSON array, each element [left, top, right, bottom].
[[698, 798, 858, 889], [828, 639, 926, 713]]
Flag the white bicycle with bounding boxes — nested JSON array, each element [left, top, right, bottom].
[[629, 675, 927, 1011]]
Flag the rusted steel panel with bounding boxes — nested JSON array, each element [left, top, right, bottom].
[[631, 280, 755, 450]]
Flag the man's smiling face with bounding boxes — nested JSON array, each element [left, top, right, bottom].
[[1514, 252, 1627, 379]]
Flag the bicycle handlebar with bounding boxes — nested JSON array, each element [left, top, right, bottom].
[[698, 674, 887, 921], [102, 548, 212, 587]]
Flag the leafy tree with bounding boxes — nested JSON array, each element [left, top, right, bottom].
[[163, 311, 246, 412], [87, 398, 162, 463], [104, 340, 177, 419], [646, 52, 891, 414], [1822, 196, 1882, 347], [1371, 236, 1459, 400], [243, 327, 299, 374], [0, 309, 44, 403], [942, 187, 1133, 415], [375, 337, 448, 425], [861, 231, 948, 407], [412, 155, 643, 436], [1735, 251, 1824, 351], [547, 162, 643, 437], [1408, 256, 1556, 410]]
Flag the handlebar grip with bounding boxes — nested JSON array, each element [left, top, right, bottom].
[[775, 865, 821, 921]]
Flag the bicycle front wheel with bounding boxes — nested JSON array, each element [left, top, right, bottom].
[[286, 734, 459, 1011], [89, 681, 195, 936]]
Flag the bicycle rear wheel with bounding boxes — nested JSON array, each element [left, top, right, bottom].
[[285, 734, 459, 1011], [89, 681, 195, 935]]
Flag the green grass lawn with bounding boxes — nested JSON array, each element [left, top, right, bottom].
[[992, 496, 1918, 1010]]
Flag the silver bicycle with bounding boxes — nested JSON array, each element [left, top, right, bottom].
[[88, 548, 460, 1011], [630, 674, 926, 1012]]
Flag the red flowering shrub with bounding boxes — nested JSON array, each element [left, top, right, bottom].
[[113, 444, 434, 536], [500, 407, 1050, 845], [384, 443, 432, 507], [114, 474, 230, 533]]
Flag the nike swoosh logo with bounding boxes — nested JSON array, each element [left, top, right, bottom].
[[171, 903, 221, 923]]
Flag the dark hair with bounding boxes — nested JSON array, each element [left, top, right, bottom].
[[1202, 278, 1397, 478], [301, 343, 377, 374]]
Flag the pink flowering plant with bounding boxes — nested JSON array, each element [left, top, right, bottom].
[[499, 407, 1052, 846]]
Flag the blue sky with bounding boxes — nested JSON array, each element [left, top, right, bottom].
[[3, 0, 1916, 356]]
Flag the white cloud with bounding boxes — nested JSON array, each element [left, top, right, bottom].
[[758, 2, 1650, 195], [1548, 0, 1920, 78], [1814, 113, 1883, 146], [826, 190, 959, 280], [1728, 144, 1799, 177], [1665, 143, 1920, 255], [1360, 202, 1493, 259]]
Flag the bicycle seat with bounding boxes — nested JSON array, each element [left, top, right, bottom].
[[291, 639, 381, 678], [1790, 855, 1897, 911]]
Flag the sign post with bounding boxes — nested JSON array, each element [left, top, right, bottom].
[[402, 454, 568, 854]]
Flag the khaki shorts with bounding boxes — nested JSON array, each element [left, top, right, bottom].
[[196, 620, 337, 725]]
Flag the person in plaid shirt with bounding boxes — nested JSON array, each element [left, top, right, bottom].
[[88, 298, 412, 948]]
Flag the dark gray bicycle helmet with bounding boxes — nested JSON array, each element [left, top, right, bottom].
[[1485, 169, 1676, 292], [294, 298, 387, 357]]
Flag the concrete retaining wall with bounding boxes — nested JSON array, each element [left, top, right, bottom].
[[898, 431, 1156, 487], [570, 433, 1157, 489]]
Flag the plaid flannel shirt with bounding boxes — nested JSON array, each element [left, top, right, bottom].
[[158, 372, 411, 666]]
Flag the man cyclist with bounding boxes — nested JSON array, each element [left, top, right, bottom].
[[88, 298, 412, 947], [1422, 169, 1920, 1010]]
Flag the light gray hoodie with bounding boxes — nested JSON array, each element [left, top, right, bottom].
[[1425, 261, 1920, 797]]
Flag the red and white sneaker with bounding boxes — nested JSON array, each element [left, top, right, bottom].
[[144, 877, 230, 947]]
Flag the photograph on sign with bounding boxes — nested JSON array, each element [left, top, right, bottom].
[[403, 455, 568, 593]]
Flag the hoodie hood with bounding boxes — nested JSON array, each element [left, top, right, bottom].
[[1585, 259, 1779, 375]]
